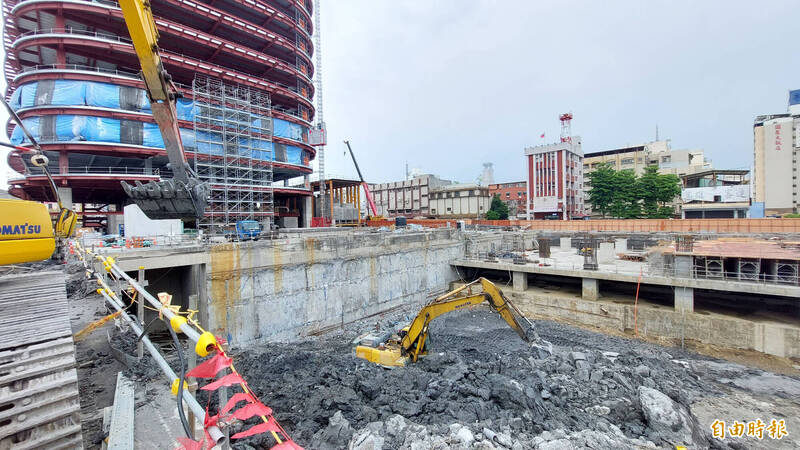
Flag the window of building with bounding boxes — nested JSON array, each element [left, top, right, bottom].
[[505, 192, 511, 198], [431, 209, 436, 214], [447, 207, 452, 211], [661, 156, 671, 163], [621, 158, 634, 165]]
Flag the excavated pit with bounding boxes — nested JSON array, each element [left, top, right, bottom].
[[213, 306, 800, 449]]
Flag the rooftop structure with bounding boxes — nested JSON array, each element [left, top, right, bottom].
[[3, 0, 316, 231], [680, 169, 751, 219]]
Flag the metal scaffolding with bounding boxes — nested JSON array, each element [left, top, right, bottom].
[[192, 75, 274, 232]]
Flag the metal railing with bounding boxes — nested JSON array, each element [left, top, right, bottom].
[[26, 166, 169, 176], [461, 250, 800, 287], [18, 63, 140, 79]]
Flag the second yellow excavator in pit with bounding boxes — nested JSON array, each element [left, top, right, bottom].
[[355, 278, 541, 368]]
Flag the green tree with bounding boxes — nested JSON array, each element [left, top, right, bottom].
[[487, 194, 509, 220], [586, 163, 615, 217], [588, 164, 681, 219], [639, 165, 661, 218], [638, 166, 680, 218], [609, 169, 640, 218]]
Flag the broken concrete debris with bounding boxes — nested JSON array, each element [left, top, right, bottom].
[[206, 307, 800, 449]]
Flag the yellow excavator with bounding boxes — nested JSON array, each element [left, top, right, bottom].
[[0, 99, 78, 265], [118, 0, 209, 220], [355, 278, 539, 367], [3, 0, 202, 264]]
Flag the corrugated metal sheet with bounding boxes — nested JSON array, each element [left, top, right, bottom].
[[0, 271, 83, 449]]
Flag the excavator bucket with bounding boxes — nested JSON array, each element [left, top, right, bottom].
[[121, 178, 210, 220]]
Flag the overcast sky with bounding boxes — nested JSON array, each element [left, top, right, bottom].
[[2, 1, 798, 188]]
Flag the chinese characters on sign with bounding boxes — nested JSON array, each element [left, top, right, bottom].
[[711, 419, 788, 440], [776, 123, 782, 151]]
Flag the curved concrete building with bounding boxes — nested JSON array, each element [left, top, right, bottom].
[[3, 0, 315, 230]]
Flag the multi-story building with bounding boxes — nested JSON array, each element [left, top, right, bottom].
[[488, 181, 526, 217], [524, 138, 584, 220], [680, 169, 751, 218], [753, 90, 800, 216], [3, 0, 316, 231], [429, 184, 491, 219], [369, 174, 452, 217], [583, 140, 711, 217], [583, 140, 709, 177]]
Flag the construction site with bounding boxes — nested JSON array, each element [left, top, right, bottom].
[[1, 0, 800, 449]]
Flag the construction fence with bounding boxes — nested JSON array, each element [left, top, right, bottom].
[[365, 218, 800, 234]]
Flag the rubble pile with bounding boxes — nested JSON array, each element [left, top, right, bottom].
[[229, 309, 734, 449]]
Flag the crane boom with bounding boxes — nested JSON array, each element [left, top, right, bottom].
[[355, 278, 538, 367], [118, 0, 209, 220], [343, 140, 379, 218]]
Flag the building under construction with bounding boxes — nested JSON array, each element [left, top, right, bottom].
[[3, 0, 316, 231]]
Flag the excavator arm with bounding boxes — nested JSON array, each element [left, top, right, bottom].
[[118, 0, 209, 220], [355, 278, 538, 367], [400, 278, 536, 362]]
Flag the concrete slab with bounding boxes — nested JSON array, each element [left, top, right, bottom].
[[452, 259, 800, 299]]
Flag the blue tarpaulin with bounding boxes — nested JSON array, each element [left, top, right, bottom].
[[9, 111, 307, 165], [10, 80, 309, 144]]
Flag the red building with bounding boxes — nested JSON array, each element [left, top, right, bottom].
[[524, 138, 584, 220], [488, 182, 527, 217], [3, 0, 316, 230]]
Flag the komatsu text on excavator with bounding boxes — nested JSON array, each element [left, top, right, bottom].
[[118, 0, 209, 220], [355, 278, 540, 367], [0, 98, 78, 265]]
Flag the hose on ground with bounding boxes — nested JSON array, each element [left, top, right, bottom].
[[167, 323, 192, 439]]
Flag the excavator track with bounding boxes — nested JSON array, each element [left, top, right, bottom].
[[0, 271, 82, 449]]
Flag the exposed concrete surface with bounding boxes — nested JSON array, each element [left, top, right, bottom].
[[582, 278, 599, 301], [674, 287, 694, 313], [513, 271, 528, 292], [511, 287, 800, 359], [206, 229, 467, 347]]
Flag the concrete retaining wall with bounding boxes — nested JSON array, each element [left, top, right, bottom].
[[206, 229, 467, 347], [511, 291, 800, 359]]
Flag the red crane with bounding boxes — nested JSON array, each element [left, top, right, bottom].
[[343, 140, 380, 219]]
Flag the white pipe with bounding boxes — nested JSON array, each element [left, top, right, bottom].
[[107, 264, 203, 343], [98, 289, 226, 445]]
